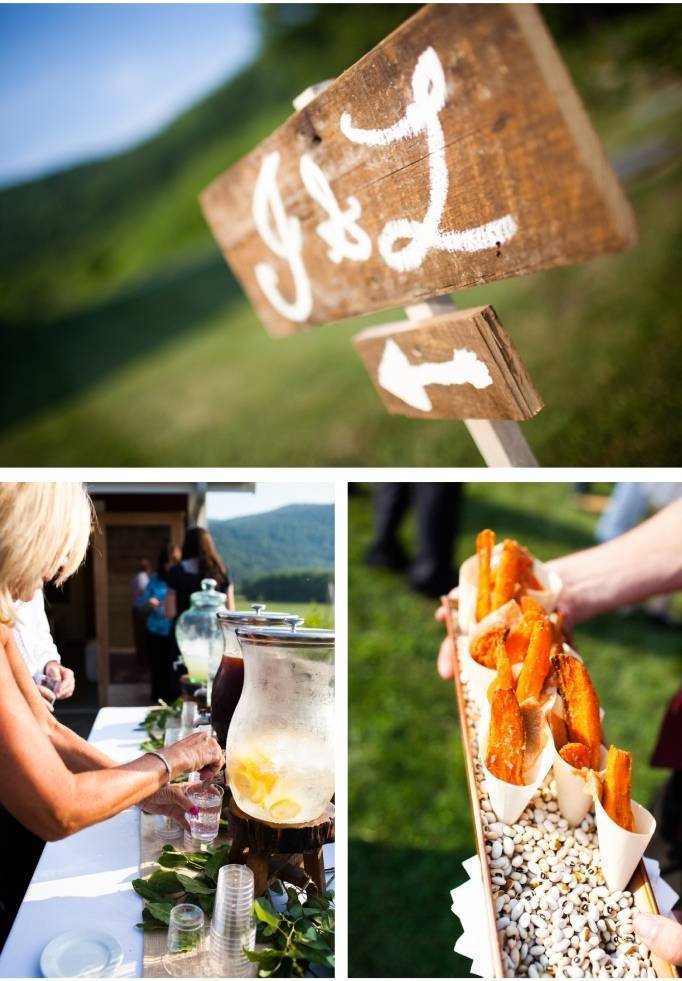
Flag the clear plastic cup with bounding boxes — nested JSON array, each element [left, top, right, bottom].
[[163, 903, 205, 976], [186, 784, 224, 844], [155, 727, 183, 841]]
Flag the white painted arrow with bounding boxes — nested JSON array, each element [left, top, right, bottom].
[[377, 338, 493, 412]]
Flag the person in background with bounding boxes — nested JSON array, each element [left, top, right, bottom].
[[13, 588, 75, 709], [131, 558, 151, 674], [138, 543, 181, 703], [168, 527, 235, 616], [166, 527, 235, 686], [435, 498, 682, 965], [365, 483, 461, 598]]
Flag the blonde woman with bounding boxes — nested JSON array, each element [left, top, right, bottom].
[[0, 483, 223, 944]]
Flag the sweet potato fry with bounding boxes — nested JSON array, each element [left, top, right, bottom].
[[559, 742, 592, 770], [469, 625, 507, 669], [603, 746, 635, 832], [487, 636, 515, 701], [518, 548, 543, 591], [520, 699, 545, 774], [486, 688, 525, 785], [548, 711, 568, 750], [520, 596, 546, 619], [491, 539, 519, 611], [515, 617, 553, 704], [552, 654, 602, 770], [475, 529, 495, 622], [507, 598, 546, 663]]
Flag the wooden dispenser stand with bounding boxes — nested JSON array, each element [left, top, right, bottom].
[[227, 798, 335, 897]]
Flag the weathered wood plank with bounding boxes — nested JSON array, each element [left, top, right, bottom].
[[353, 305, 543, 421], [200, 3, 636, 337]]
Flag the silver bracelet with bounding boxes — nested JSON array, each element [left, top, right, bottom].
[[146, 750, 172, 785]]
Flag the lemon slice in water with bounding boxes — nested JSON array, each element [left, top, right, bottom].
[[269, 798, 301, 821]]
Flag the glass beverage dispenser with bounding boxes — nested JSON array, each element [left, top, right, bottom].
[[226, 620, 334, 825], [175, 579, 227, 697], [213, 605, 298, 748]]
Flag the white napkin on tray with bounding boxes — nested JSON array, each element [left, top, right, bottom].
[[450, 855, 679, 978]]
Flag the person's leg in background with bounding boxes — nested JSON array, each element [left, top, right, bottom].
[[409, 483, 461, 598], [365, 483, 411, 571]]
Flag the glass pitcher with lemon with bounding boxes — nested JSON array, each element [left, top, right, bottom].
[[226, 619, 334, 825]]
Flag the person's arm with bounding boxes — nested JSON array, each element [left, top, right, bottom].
[[227, 583, 236, 612], [548, 498, 682, 627], [0, 628, 222, 841]]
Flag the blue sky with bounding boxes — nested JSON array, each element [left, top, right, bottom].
[[0, 4, 260, 188], [207, 484, 335, 521]]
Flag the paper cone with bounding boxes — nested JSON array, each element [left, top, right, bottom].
[[458, 545, 562, 634], [458, 637, 497, 709], [553, 744, 608, 826], [594, 796, 656, 891], [480, 723, 555, 825]]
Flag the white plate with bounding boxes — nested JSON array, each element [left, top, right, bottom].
[[40, 929, 123, 978]]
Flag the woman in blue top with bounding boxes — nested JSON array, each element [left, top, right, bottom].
[[138, 543, 181, 702]]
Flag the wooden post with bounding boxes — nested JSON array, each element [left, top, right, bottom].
[[295, 88, 538, 467]]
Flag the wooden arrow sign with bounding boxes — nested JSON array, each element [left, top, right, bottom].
[[353, 306, 543, 421], [200, 3, 636, 337]]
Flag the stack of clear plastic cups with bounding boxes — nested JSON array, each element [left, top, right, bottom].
[[209, 864, 257, 977]]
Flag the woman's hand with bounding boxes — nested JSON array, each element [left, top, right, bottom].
[[634, 912, 682, 965], [165, 730, 224, 782], [139, 783, 197, 831]]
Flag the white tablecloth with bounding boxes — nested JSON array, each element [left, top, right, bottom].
[[0, 707, 148, 979]]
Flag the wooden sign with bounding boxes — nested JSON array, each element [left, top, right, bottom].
[[354, 306, 543, 420], [200, 3, 636, 337]]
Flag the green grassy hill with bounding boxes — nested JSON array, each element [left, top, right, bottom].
[[208, 503, 334, 582], [1, 5, 681, 465]]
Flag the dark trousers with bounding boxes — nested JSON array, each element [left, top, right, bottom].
[[147, 630, 180, 703], [0, 809, 44, 951], [368, 483, 461, 596]]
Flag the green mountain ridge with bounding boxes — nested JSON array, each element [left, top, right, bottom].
[[208, 502, 334, 584]]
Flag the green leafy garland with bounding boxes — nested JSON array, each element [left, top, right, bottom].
[[133, 844, 334, 977], [135, 698, 183, 752]]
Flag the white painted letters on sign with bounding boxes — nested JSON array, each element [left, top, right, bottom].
[[377, 338, 493, 412], [340, 47, 518, 273], [299, 155, 372, 264], [250, 46, 519, 321], [252, 152, 313, 322]]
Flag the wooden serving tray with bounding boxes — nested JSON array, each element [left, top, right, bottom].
[[442, 594, 678, 979]]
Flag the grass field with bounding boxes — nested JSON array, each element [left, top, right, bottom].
[[348, 483, 682, 978], [1, 7, 681, 464]]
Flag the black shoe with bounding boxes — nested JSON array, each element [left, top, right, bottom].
[[364, 544, 409, 572]]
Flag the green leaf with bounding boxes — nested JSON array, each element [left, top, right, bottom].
[[269, 879, 285, 896], [132, 878, 163, 902], [176, 873, 216, 895], [147, 901, 173, 925], [196, 892, 215, 916], [156, 851, 189, 869], [253, 897, 280, 928], [135, 920, 166, 932], [203, 844, 230, 882], [147, 870, 183, 895]]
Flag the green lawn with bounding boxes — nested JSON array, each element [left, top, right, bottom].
[[234, 596, 333, 629], [1, 8, 681, 464], [348, 483, 682, 977]]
